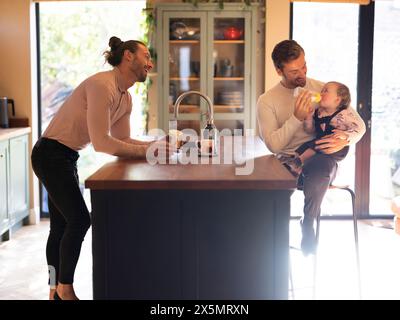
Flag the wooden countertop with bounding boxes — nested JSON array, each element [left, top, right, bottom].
[[85, 136, 297, 190], [0, 127, 31, 141]]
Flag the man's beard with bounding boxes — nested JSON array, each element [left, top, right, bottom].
[[132, 62, 147, 82], [293, 77, 306, 87], [136, 68, 147, 82], [138, 72, 147, 82]]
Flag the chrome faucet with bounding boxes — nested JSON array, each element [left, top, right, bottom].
[[172, 90, 214, 126], [170, 90, 218, 156]]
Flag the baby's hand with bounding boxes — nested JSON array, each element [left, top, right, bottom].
[[305, 112, 314, 120], [331, 129, 349, 141]]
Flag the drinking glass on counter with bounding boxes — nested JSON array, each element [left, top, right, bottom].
[[168, 129, 184, 151]]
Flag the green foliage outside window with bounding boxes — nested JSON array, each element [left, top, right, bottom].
[[39, 1, 147, 186], [182, 0, 255, 10]]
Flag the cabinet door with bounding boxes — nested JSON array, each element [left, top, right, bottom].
[[161, 11, 208, 134], [208, 11, 252, 134], [0, 140, 8, 233], [8, 135, 29, 223], [158, 4, 257, 135]]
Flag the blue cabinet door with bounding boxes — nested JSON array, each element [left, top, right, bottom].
[[8, 135, 29, 224], [0, 140, 8, 235]]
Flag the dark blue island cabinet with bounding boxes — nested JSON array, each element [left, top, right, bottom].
[[85, 137, 296, 300]]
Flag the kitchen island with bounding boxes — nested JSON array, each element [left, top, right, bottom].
[[85, 136, 296, 300]]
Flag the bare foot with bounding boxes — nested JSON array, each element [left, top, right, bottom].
[[49, 288, 57, 300], [56, 283, 79, 300]]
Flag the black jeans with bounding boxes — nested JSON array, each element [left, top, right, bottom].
[[299, 152, 338, 226], [31, 137, 91, 285]]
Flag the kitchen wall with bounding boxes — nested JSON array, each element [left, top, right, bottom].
[[0, 0, 291, 222], [265, 0, 291, 91]]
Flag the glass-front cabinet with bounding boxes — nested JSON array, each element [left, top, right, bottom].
[[156, 3, 258, 135]]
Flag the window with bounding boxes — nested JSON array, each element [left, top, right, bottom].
[[370, 0, 400, 215], [291, 2, 359, 217], [38, 0, 147, 214]]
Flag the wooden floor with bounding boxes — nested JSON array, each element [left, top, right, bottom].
[[0, 218, 399, 300], [290, 219, 400, 299], [0, 219, 92, 300]]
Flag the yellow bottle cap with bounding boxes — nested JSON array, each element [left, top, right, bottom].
[[312, 93, 321, 103]]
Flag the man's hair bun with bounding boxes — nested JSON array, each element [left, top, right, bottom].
[[109, 36, 123, 51]]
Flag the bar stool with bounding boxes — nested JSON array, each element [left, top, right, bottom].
[[289, 183, 361, 299]]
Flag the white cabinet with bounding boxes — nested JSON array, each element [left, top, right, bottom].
[[0, 140, 9, 236], [156, 3, 259, 134], [0, 132, 29, 240], [8, 135, 29, 225]]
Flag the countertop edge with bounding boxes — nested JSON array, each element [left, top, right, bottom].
[[0, 127, 31, 141], [85, 180, 297, 190]]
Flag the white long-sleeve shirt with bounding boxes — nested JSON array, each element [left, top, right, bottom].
[[43, 68, 147, 158], [256, 78, 366, 156]]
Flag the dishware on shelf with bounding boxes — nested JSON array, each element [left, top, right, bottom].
[[190, 61, 200, 77], [169, 83, 178, 103], [219, 58, 234, 77], [217, 91, 243, 106], [185, 27, 200, 40], [170, 21, 189, 40], [223, 27, 243, 40]]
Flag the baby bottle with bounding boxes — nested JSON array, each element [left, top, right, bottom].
[[293, 87, 321, 103]]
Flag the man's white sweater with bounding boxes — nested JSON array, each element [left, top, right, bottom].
[[256, 78, 366, 156]]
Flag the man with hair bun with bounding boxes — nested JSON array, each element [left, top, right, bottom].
[[31, 36, 174, 300]]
